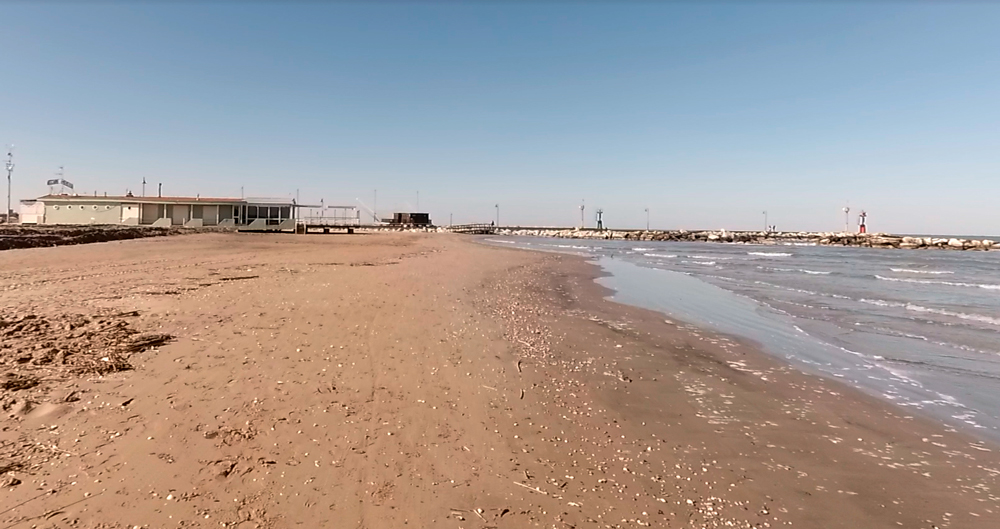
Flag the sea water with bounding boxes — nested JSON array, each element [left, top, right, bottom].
[[484, 236, 1000, 442]]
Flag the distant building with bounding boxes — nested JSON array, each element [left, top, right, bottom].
[[390, 212, 431, 226], [19, 194, 298, 230]]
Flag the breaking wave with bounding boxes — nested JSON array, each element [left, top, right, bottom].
[[859, 299, 1000, 326], [875, 275, 1000, 290], [546, 244, 592, 250], [758, 266, 831, 275], [747, 251, 792, 257], [890, 268, 954, 275]]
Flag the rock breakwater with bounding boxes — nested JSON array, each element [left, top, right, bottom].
[[490, 227, 999, 251]]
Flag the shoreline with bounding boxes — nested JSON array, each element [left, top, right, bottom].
[[1, 232, 998, 527], [484, 233, 1000, 446], [507, 247, 1000, 527], [592, 254, 1000, 444]]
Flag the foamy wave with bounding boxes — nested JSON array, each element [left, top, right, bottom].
[[484, 239, 516, 244], [632, 247, 655, 252], [682, 260, 716, 266], [861, 325, 1000, 357], [747, 251, 792, 257], [547, 244, 592, 250], [758, 266, 831, 275], [890, 268, 954, 275], [753, 280, 821, 297], [875, 275, 1000, 290], [859, 298, 1000, 326], [906, 305, 1000, 326], [643, 253, 677, 258]]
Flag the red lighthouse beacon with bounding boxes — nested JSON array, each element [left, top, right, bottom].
[[858, 210, 867, 234]]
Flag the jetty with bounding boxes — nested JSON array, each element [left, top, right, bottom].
[[487, 227, 998, 251]]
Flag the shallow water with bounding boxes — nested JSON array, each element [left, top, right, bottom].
[[485, 236, 1000, 442]]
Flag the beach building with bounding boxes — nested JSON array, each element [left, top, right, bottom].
[[19, 194, 298, 229], [390, 212, 432, 226], [17, 200, 44, 224]]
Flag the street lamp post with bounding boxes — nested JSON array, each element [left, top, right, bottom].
[[763, 210, 768, 232], [4, 146, 13, 223], [644, 207, 649, 231], [495, 204, 499, 227]]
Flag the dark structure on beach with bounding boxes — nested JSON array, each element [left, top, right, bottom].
[[390, 212, 431, 226]]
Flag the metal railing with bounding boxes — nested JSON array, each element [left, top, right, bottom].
[[447, 223, 496, 234]]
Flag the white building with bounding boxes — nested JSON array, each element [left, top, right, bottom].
[[20, 194, 297, 230]]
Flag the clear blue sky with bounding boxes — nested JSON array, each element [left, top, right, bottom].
[[2, 2, 998, 234]]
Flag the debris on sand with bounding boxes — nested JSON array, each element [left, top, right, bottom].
[[0, 375, 40, 392], [0, 311, 172, 409], [122, 333, 174, 353], [0, 224, 219, 252]]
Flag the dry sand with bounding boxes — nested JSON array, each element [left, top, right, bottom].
[[1, 232, 999, 528]]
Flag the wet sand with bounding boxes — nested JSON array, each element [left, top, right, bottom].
[[1, 232, 998, 528]]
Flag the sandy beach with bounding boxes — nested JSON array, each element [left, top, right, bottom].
[[2, 232, 999, 528]]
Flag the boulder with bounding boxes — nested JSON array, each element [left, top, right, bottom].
[[947, 238, 965, 249], [871, 237, 902, 247]]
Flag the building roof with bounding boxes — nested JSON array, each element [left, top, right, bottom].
[[38, 194, 246, 204]]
